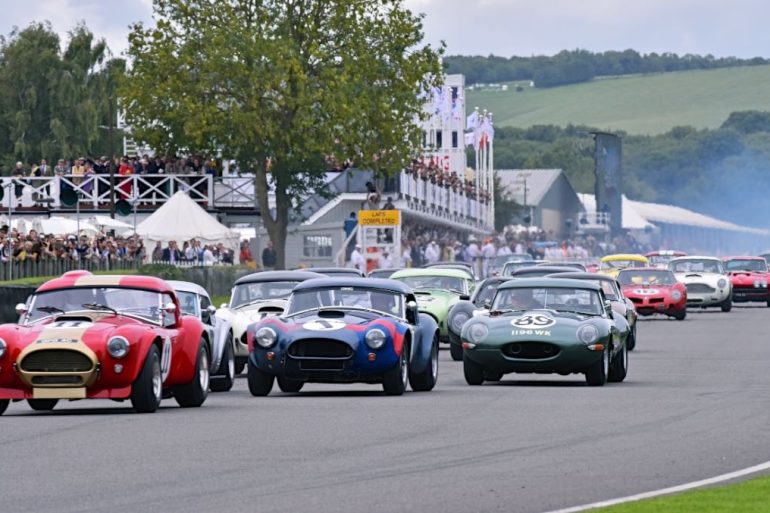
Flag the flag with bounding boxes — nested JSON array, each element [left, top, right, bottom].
[[480, 117, 495, 141], [464, 132, 475, 147], [466, 111, 479, 130]]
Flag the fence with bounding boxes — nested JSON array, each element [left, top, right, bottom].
[[0, 258, 140, 281], [0, 174, 259, 211]]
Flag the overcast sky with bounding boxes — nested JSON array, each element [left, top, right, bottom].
[[0, 0, 767, 59]]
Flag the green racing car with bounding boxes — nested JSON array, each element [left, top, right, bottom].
[[460, 278, 628, 386], [390, 268, 475, 344]]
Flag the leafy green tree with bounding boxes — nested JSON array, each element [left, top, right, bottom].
[[0, 22, 123, 169], [122, 0, 443, 268]]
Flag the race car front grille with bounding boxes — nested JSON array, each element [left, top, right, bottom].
[[20, 350, 93, 373], [648, 297, 664, 304], [288, 339, 354, 359], [685, 283, 715, 294], [629, 297, 643, 304], [502, 342, 561, 360], [31, 375, 83, 386]]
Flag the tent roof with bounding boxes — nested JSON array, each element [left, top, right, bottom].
[[577, 193, 652, 230], [497, 169, 562, 206], [135, 191, 240, 246]]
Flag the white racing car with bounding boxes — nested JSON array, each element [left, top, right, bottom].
[[168, 280, 235, 392], [215, 270, 324, 374], [668, 256, 732, 312]]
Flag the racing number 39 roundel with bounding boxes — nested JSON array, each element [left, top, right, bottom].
[[511, 314, 556, 330]]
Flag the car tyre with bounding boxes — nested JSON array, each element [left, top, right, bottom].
[[463, 353, 484, 386], [27, 399, 58, 411], [210, 335, 235, 392], [721, 298, 732, 312], [131, 345, 162, 413], [0, 399, 8, 415], [627, 325, 636, 351], [382, 342, 409, 396], [175, 340, 210, 408], [673, 310, 686, 321], [449, 342, 463, 361], [484, 372, 503, 382], [585, 346, 609, 386], [277, 376, 304, 393], [247, 358, 274, 396], [410, 334, 439, 391], [234, 356, 247, 375], [608, 343, 628, 383]]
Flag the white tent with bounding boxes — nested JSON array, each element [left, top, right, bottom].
[[89, 215, 133, 235], [135, 191, 240, 255], [31, 216, 99, 236]]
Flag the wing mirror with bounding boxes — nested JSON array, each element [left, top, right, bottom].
[[15, 303, 28, 316], [459, 294, 471, 301], [406, 300, 418, 323], [206, 305, 217, 315], [163, 302, 177, 315]]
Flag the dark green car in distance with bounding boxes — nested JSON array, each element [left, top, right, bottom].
[[460, 278, 628, 387]]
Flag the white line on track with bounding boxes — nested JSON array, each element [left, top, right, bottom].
[[542, 460, 770, 513]]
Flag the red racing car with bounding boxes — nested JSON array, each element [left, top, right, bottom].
[[722, 256, 770, 307], [0, 271, 211, 415], [618, 268, 687, 320]]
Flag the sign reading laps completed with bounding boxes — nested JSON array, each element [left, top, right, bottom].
[[358, 210, 401, 226]]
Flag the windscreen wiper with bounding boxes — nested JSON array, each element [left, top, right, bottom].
[[82, 303, 119, 316]]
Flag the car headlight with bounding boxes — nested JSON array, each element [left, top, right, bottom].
[[107, 336, 129, 359], [466, 323, 488, 344], [450, 311, 470, 333], [365, 329, 387, 349], [0, 338, 6, 358], [255, 327, 277, 348], [671, 290, 682, 301], [577, 324, 599, 345], [718, 278, 727, 288]]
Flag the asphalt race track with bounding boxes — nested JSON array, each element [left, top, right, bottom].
[[2, 306, 770, 513]]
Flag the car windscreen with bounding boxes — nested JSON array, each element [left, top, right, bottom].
[[600, 259, 645, 270], [27, 287, 163, 323], [571, 279, 619, 300], [501, 262, 536, 276], [724, 259, 768, 272], [618, 270, 677, 286], [287, 287, 404, 317], [492, 287, 603, 316], [176, 290, 200, 316], [231, 281, 300, 307], [647, 255, 677, 266], [669, 259, 723, 274], [393, 275, 464, 294], [474, 281, 501, 306]]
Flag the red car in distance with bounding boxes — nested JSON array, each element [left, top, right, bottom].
[[618, 268, 687, 320], [722, 256, 770, 307], [645, 250, 687, 269]]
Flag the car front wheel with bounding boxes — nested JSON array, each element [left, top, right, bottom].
[[277, 376, 304, 393], [210, 335, 235, 392], [175, 340, 210, 407], [382, 343, 409, 396], [0, 399, 8, 415], [721, 298, 732, 312], [449, 342, 463, 361], [463, 354, 484, 385], [608, 343, 628, 383], [27, 399, 58, 411], [131, 345, 162, 413], [410, 334, 439, 392], [247, 358, 275, 396], [585, 346, 609, 386]]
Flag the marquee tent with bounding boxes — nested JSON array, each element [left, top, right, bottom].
[[135, 191, 240, 257]]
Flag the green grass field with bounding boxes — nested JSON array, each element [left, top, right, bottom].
[[591, 474, 770, 512], [466, 66, 770, 135]]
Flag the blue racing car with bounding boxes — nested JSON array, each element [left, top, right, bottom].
[[246, 278, 440, 396]]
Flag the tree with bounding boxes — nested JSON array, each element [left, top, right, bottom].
[[492, 171, 520, 232], [122, 0, 443, 268], [0, 22, 123, 169]]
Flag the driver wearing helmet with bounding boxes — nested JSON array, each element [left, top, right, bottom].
[[370, 291, 398, 315]]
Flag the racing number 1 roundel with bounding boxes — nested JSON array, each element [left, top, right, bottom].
[[511, 314, 556, 330], [302, 319, 347, 331], [161, 337, 173, 383]]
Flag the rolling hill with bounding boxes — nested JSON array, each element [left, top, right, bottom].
[[466, 65, 770, 135]]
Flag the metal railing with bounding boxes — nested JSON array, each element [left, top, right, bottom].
[[0, 258, 140, 281], [0, 174, 260, 211]]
